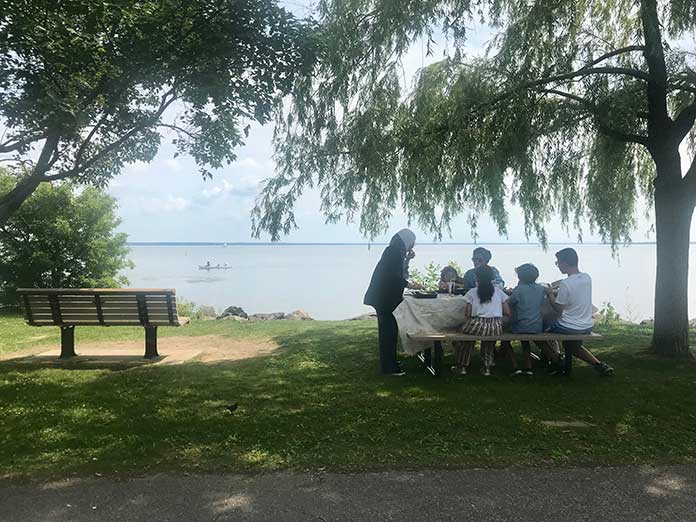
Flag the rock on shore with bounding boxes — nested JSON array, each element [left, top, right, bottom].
[[216, 306, 248, 320], [215, 307, 314, 321]]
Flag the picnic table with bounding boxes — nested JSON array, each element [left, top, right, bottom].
[[393, 294, 469, 355], [393, 293, 601, 376]]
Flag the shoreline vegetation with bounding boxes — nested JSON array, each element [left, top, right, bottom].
[[1, 314, 695, 480]]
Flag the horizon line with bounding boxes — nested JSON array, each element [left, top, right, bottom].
[[125, 241, 669, 246]]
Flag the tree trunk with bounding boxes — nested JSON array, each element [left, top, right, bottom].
[[0, 132, 60, 227], [651, 176, 695, 358], [0, 175, 42, 227]]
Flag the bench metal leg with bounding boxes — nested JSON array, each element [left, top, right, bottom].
[[433, 341, 443, 377], [144, 326, 159, 358], [417, 343, 442, 377], [417, 347, 434, 375], [60, 326, 76, 358]]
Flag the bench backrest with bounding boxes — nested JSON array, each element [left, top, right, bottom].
[[17, 288, 179, 327]]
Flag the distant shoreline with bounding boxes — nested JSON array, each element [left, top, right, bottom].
[[126, 241, 669, 247]]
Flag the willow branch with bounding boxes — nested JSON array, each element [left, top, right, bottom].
[[479, 66, 650, 115], [673, 103, 696, 144], [533, 88, 649, 145], [583, 45, 646, 69]]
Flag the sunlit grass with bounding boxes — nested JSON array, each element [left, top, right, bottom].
[[1, 314, 695, 480]]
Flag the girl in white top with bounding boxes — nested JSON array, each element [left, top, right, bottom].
[[452, 265, 510, 376]]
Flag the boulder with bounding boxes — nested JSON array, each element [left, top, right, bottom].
[[217, 305, 248, 320], [248, 312, 286, 321], [223, 315, 249, 322], [178, 316, 191, 326], [285, 309, 314, 321]]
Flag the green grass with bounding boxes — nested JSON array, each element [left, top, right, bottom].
[[1, 313, 696, 480]]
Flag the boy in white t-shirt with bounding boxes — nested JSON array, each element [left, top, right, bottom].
[[546, 248, 614, 376]]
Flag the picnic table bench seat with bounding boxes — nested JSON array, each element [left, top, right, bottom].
[[17, 288, 180, 359], [407, 331, 602, 376]]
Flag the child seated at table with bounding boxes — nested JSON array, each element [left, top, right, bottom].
[[438, 266, 459, 292], [500, 263, 559, 376], [452, 265, 510, 376]]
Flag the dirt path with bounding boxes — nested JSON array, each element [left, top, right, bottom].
[[0, 335, 280, 367]]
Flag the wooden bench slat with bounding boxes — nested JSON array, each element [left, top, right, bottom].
[[18, 288, 176, 295], [408, 332, 602, 342], [19, 289, 180, 355]]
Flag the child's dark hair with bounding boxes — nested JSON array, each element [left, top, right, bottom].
[[440, 266, 458, 282], [515, 263, 539, 284], [555, 247, 579, 267], [475, 265, 495, 303]]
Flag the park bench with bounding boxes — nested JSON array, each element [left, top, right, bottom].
[[407, 332, 603, 376], [17, 288, 180, 359]]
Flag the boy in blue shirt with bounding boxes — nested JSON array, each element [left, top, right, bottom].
[[503, 263, 560, 375]]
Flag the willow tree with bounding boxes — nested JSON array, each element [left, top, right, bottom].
[[0, 0, 314, 224], [252, 0, 696, 357]]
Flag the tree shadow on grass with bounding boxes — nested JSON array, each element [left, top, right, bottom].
[[0, 354, 161, 372], [1, 321, 696, 481]]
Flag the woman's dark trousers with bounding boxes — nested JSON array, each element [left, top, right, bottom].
[[376, 310, 399, 374]]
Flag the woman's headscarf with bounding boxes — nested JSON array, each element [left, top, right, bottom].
[[390, 228, 416, 279], [396, 228, 416, 251]]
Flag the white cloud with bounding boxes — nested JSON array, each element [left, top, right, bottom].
[[234, 157, 263, 170], [164, 158, 182, 171], [139, 194, 191, 214]]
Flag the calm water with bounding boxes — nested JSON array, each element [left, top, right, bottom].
[[122, 244, 696, 321]]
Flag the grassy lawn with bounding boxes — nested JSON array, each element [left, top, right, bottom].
[[1, 313, 696, 480]]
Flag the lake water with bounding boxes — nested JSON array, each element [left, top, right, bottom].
[[122, 244, 696, 321]]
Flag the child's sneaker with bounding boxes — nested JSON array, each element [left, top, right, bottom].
[[481, 367, 491, 377], [522, 369, 534, 377], [594, 361, 614, 376], [510, 369, 523, 377], [450, 365, 467, 375]]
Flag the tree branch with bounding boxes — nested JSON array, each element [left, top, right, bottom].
[[158, 123, 197, 139], [583, 45, 646, 69], [479, 66, 650, 115], [44, 89, 178, 182], [640, 0, 672, 134], [535, 88, 650, 145], [0, 133, 46, 153], [673, 103, 696, 144], [683, 154, 696, 202]]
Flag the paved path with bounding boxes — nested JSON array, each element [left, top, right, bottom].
[[2, 465, 696, 521]]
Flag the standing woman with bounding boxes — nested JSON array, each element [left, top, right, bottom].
[[364, 229, 421, 375]]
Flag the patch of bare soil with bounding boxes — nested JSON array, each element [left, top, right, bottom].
[[0, 335, 281, 368]]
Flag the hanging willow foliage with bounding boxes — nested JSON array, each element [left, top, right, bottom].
[[252, 0, 696, 246]]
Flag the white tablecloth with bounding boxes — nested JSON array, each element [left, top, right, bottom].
[[393, 294, 467, 355]]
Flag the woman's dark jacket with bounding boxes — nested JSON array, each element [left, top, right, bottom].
[[364, 242, 408, 312]]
